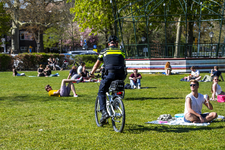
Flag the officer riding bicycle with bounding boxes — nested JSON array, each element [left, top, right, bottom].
[[90, 35, 126, 124]]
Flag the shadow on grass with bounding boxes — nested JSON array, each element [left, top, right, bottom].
[[0, 95, 83, 103], [125, 87, 157, 89], [126, 124, 225, 133], [124, 97, 183, 101]]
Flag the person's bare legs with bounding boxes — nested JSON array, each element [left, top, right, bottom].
[[195, 76, 202, 81], [185, 113, 200, 122], [68, 82, 77, 96], [61, 79, 78, 97], [185, 112, 217, 123], [187, 76, 191, 81], [204, 112, 217, 122], [168, 69, 171, 75], [165, 69, 168, 75]]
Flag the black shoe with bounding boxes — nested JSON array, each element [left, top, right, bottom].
[[100, 109, 109, 124]]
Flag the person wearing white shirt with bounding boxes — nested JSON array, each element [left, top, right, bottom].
[[184, 80, 217, 123], [211, 76, 225, 100], [187, 66, 201, 81]]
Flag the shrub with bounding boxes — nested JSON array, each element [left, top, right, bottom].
[[0, 54, 13, 71], [14, 53, 65, 70]]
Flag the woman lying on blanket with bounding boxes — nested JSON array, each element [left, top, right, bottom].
[[12, 66, 25, 76], [211, 76, 225, 100]]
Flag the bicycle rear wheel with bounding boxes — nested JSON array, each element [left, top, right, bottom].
[[111, 97, 125, 132], [95, 96, 102, 127]]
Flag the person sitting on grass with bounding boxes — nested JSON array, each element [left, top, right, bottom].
[[211, 76, 225, 101], [12, 66, 25, 76], [67, 65, 77, 79], [184, 79, 217, 123], [52, 58, 63, 71], [44, 65, 52, 76], [200, 66, 224, 82], [37, 64, 46, 77], [186, 66, 201, 81], [45, 79, 78, 97], [211, 66, 224, 81], [129, 69, 142, 89], [48, 57, 54, 70], [165, 62, 172, 76]]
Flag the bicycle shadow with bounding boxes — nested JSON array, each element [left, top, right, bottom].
[[125, 123, 224, 134]]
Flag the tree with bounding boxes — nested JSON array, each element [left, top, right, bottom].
[[1, 0, 66, 53], [0, 2, 11, 37], [61, 22, 98, 50], [43, 26, 63, 51], [69, 0, 130, 48]]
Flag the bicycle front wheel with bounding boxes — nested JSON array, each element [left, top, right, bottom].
[[111, 97, 125, 132], [95, 96, 102, 127]]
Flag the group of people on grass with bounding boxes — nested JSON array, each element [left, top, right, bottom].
[[45, 61, 97, 98], [44, 65, 221, 124], [12, 37, 223, 125]]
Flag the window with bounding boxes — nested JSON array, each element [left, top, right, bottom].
[[20, 47, 27, 53], [20, 31, 33, 41]]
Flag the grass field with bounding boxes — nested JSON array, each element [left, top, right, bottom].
[[0, 70, 225, 149]]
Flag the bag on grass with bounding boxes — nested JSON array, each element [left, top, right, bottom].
[[110, 80, 124, 91], [124, 83, 131, 89]]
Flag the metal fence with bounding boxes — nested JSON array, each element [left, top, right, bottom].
[[124, 43, 225, 59]]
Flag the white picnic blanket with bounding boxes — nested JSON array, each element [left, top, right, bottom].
[[146, 114, 224, 126]]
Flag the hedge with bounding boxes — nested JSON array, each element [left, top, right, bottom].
[[0, 53, 65, 71], [0, 54, 13, 71], [16, 53, 65, 70]]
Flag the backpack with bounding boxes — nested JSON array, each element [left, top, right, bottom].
[[110, 80, 124, 91], [124, 83, 131, 89]]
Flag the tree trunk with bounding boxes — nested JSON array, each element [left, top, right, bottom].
[[11, 21, 19, 54], [37, 30, 40, 53], [187, 22, 194, 57], [39, 31, 44, 52], [11, 2, 19, 54], [71, 23, 74, 51], [174, 16, 182, 58]]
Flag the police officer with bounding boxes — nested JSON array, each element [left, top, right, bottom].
[[90, 35, 126, 124]]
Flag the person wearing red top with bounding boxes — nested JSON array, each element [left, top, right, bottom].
[[129, 69, 142, 89]]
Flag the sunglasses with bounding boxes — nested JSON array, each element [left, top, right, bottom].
[[190, 84, 196, 87]]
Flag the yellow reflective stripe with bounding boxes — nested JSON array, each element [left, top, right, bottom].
[[105, 52, 125, 58], [107, 52, 123, 55]]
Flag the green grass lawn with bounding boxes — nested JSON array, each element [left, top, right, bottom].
[[0, 71, 225, 149]]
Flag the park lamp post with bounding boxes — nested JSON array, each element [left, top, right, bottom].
[[141, 37, 146, 42], [141, 37, 147, 57], [209, 32, 214, 57], [141, 36, 146, 42]]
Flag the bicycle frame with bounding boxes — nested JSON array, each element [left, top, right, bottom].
[[106, 91, 123, 122]]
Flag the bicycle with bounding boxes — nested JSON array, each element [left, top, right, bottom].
[[95, 80, 125, 132]]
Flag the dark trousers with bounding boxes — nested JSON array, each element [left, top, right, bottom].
[[98, 73, 125, 111]]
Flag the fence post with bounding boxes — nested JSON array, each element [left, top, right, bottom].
[[216, 43, 219, 58]]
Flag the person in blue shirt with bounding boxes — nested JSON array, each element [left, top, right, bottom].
[[67, 65, 77, 79], [211, 66, 224, 81]]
